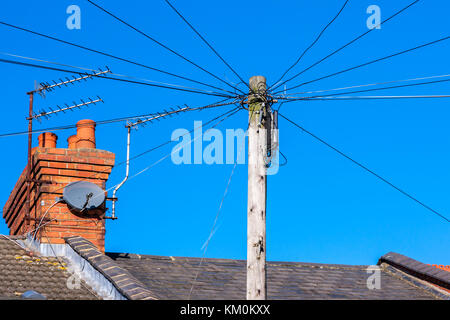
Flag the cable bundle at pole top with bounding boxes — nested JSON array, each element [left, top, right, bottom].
[[0, 0, 448, 237]]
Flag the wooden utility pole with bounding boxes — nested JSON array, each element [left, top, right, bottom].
[[247, 76, 268, 300]]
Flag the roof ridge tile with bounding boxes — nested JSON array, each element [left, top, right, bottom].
[[65, 236, 159, 300], [379, 252, 450, 291]]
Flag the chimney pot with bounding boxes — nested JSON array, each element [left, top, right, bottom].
[[38, 132, 57, 148], [76, 119, 96, 149], [67, 135, 78, 149], [3, 119, 115, 253]]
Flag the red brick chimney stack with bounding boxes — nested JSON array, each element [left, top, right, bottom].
[[2, 119, 115, 252]]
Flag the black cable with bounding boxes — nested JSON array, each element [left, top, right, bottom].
[[0, 58, 235, 98], [278, 112, 450, 223], [275, 35, 450, 96], [271, 0, 421, 93], [86, 0, 243, 94], [0, 98, 237, 138], [0, 21, 235, 96], [272, 150, 288, 167], [1, 106, 242, 218], [164, 0, 249, 92], [280, 151, 288, 167], [284, 95, 450, 101], [277, 77, 450, 102], [270, 0, 349, 89], [1, 51, 236, 97], [125, 106, 242, 167]]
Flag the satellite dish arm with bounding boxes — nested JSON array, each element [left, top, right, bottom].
[[81, 192, 94, 212], [111, 126, 131, 219]]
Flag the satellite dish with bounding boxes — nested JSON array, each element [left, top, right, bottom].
[[63, 181, 105, 211]]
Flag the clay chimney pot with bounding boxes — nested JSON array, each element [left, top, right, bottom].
[[76, 119, 96, 149], [67, 135, 78, 149], [38, 132, 58, 148]]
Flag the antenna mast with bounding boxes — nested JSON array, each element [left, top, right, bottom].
[[24, 67, 110, 231]]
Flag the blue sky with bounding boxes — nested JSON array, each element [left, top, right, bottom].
[[0, 0, 449, 266]]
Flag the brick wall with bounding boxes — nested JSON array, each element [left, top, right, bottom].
[[2, 120, 115, 252]]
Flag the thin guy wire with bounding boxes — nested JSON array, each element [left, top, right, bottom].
[[188, 124, 247, 300], [278, 112, 450, 223]]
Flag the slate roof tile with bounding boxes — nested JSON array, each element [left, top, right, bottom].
[[105, 252, 448, 300], [3, 235, 448, 300]]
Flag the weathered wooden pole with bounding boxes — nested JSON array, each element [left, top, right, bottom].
[[247, 76, 268, 300]]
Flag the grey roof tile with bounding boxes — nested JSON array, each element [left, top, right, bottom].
[[0, 236, 99, 300], [106, 252, 447, 300], [4, 234, 446, 300]]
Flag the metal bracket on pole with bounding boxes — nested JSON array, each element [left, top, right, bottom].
[[109, 126, 131, 220]]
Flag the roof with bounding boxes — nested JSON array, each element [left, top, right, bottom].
[[104, 252, 449, 300], [379, 252, 450, 293], [0, 236, 99, 300], [1, 235, 449, 300]]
